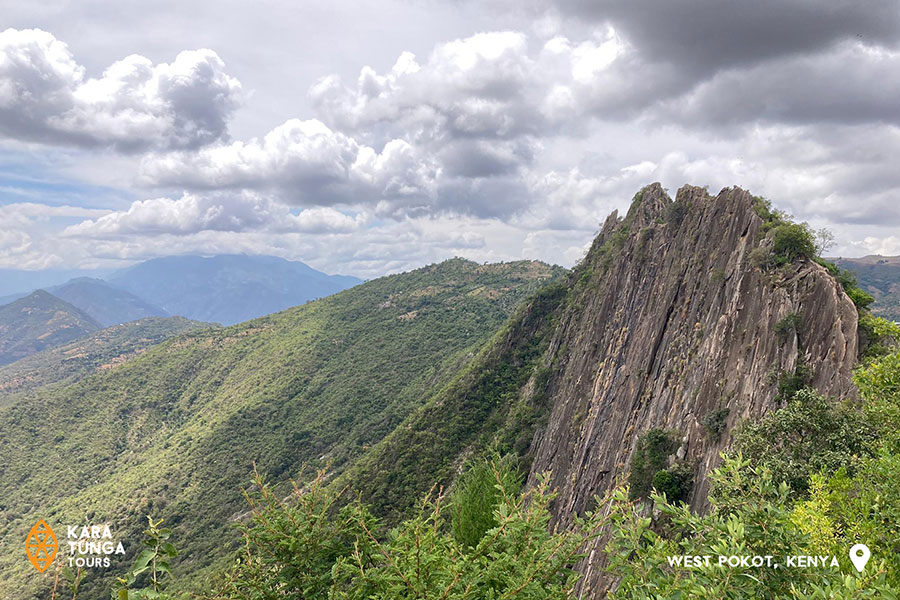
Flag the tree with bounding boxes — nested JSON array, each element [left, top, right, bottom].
[[815, 228, 836, 257]]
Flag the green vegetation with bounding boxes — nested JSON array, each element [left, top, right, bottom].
[[650, 463, 693, 504], [450, 454, 521, 549], [115, 516, 180, 599], [702, 406, 730, 441], [0, 290, 101, 365], [0, 258, 563, 600], [0, 316, 208, 400], [204, 461, 610, 600], [341, 279, 567, 521], [772, 223, 817, 263], [627, 428, 688, 501], [607, 457, 898, 599], [734, 388, 877, 495], [774, 311, 803, 336]]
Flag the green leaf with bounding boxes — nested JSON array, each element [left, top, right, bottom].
[[132, 548, 155, 572]]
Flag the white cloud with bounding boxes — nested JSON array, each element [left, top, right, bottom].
[[0, 28, 242, 151], [61, 191, 366, 238]]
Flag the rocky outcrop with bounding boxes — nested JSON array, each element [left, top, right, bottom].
[[525, 184, 859, 596]]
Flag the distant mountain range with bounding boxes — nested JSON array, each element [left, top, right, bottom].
[[0, 254, 361, 324], [833, 255, 900, 321], [0, 254, 361, 366], [108, 255, 362, 325]]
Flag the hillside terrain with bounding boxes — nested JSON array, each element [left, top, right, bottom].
[[336, 184, 867, 595], [834, 255, 900, 321], [0, 317, 209, 400], [4, 186, 896, 598], [109, 255, 363, 324], [0, 291, 101, 365], [0, 259, 562, 599]]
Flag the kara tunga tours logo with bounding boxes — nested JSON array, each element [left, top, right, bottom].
[[26, 520, 127, 572]]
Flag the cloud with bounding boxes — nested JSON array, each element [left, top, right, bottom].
[[546, 0, 900, 76], [139, 119, 441, 213], [662, 43, 900, 128], [0, 28, 242, 151], [61, 191, 365, 238]]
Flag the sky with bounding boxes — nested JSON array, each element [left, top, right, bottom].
[[2, 0, 900, 279]]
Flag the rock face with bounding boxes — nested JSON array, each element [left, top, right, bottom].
[[525, 184, 859, 596]]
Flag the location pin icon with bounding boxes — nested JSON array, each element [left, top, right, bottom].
[[849, 544, 871, 572]]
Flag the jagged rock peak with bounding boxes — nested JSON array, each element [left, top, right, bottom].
[[526, 183, 859, 596]]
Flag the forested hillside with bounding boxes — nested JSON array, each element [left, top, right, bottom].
[[0, 291, 101, 365], [835, 255, 900, 322], [0, 317, 208, 400], [0, 259, 562, 599]]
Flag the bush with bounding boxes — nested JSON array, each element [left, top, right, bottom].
[[774, 312, 803, 336], [209, 467, 614, 600], [702, 406, 730, 441], [628, 428, 678, 500], [607, 456, 899, 599], [847, 286, 876, 311], [450, 455, 521, 549], [748, 246, 776, 270], [734, 388, 878, 495], [771, 223, 816, 262], [651, 463, 693, 504]]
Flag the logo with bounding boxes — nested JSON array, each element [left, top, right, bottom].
[[25, 520, 58, 573]]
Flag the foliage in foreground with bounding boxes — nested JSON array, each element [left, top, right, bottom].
[[607, 457, 897, 599], [608, 339, 900, 598], [205, 463, 610, 600]]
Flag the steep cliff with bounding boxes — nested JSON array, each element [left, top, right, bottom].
[[525, 183, 859, 595]]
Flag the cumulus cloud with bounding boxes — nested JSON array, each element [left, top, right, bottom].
[[139, 119, 441, 214], [6, 2, 900, 274], [138, 29, 634, 219], [62, 191, 365, 238], [0, 28, 242, 151]]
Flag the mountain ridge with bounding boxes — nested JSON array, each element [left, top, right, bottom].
[[0, 258, 563, 599], [0, 290, 102, 365]]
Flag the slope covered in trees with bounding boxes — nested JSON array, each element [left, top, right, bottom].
[[0, 290, 101, 365], [0, 316, 209, 400], [0, 258, 562, 599]]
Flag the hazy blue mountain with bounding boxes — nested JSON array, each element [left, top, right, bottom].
[[0, 290, 101, 365], [108, 255, 363, 325], [47, 277, 169, 326], [0, 267, 111, 296]]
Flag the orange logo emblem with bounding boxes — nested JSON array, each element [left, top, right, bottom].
[[25, 520, 58, 573]]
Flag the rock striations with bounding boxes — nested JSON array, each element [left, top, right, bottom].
[[525, 184, 858, 596]]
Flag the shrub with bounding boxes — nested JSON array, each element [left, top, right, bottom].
[[774, 361, 810, 403], [651, 463, 693, 504], [450, 454, 521, 549], [771, 223, 816, 262], [734, 388, 878, 495], [749, 246, 776, 270], [607, 456, 899, 599], [628, 428, 678, 500], [702, 406, 730, 441], [774, 312, 803, 336], [846, 286, 876, 311], [209, 467, 614, 600]]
